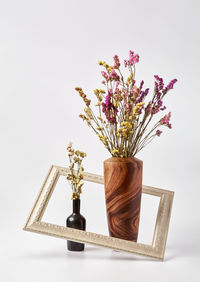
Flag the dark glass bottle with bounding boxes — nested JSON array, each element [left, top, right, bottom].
[[66, 198, 86, 251]]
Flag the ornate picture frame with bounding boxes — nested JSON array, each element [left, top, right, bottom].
[[23, 165, 174, 261]]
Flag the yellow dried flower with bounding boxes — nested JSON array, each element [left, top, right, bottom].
[[127, 73, 134, 85], [77, 180, 84, 188], [96, 126, 104, 131], [113, 100, 119, 107], [84, 108, 93, 119], [111, 149, 119, 155], [99, 61, 113, 73], [107, 66, 113, 73], [79, 114, 89, 122], [97, 134, 108, 145], [75, 150, 80, 156], [66, 174, 72, 181], [80, 152, 86, 158], [93, 89, 103, 101], [121, 121, 132, 129], [77, 187, 82, 194], [75, 87, 91, 106], [79, 174, 84, 180], [98, 61, 104, 65], [67, 142, 72, 150], [122, 132, 128, 138], [133, 102, 145, 116], [97, 116, 103, 122], [73, 156, 80, 163], [67, 143, 86, 200]]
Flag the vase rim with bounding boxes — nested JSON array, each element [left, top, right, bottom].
[[104, 156, 143, 163]]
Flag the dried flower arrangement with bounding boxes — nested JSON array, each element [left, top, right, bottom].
[[66, 142, 87, 200], [75, 51, 177, 157]]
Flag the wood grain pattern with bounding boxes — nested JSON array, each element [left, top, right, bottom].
[[104, 157, 143, 242]]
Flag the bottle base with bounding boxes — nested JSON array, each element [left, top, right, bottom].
[[67, 240, 85, 251]]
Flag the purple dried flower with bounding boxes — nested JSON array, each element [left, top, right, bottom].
[[140, 80, 144, 90], [163, 78, 178, 94], [154, 75, 164, 90], [154, 81, 159, 93], [160, 106, 166, 111], [136, 88, 149, 103]]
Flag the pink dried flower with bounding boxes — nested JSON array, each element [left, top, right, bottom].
[[151, 106, 160, 114], [109, 69, 120, 81], [156, 130, 162, 137], [160, 112, 172, 128], [115, 81, 120, 88], [128, 50, 140, 65], [102, 90, 118, 124], [124, 60, 128, 67], [125, 102, 133, 114], [122, 87, 128, 99], [124, 50, 140, 67], [133, 54, 139, 64], [130, 87, 140, 99], [113, 54, 120, 69], [145, 101, 153, 115], [101, 71, 108, 80]]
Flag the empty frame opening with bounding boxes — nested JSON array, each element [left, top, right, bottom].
[[138, 193, 160, 245], [43, 174, 160, 244]]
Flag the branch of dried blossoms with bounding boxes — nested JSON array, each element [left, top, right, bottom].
[[66, 142, 86, 199]]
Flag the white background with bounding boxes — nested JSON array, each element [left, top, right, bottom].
[[0, 0, 200, 281]]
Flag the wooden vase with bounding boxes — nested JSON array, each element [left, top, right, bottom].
[[104, 157, 142, 242]]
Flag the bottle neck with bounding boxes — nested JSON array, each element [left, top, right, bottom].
[[72, 198, 80, 214]]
